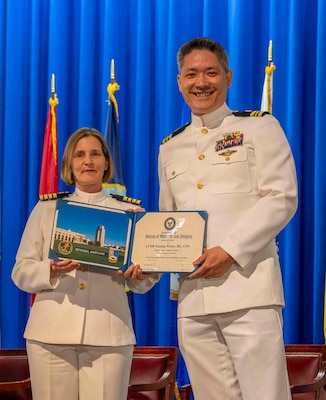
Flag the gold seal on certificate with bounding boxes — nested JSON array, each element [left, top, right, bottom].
[[131, 211, 207, 273]]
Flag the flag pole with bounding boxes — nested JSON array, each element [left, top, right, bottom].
[[33, 74, 60, 306], [102, 59, 127, 196], [268, 39, 273, 67], [261, 40, 276, 114], [110, 59, 115, 82], [49, 74, 59, 168], [51, 73, 55, 100], [266, 40, 275, 114], [108, 59, 120, 121]]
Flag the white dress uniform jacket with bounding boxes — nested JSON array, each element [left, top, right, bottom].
[[158, 104, 298, 318], [12, 189, 157, 346]]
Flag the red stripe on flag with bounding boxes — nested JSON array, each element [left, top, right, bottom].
[[39, 97, 59, 195], [31, 97, 59, 306]]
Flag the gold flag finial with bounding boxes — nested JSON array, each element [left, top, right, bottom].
[[110, 59, 115, 82], [51, 73, 56, 100], [268, 40, 273, 66], [263, 40, 276, 114], [107, 59, 120, 120]]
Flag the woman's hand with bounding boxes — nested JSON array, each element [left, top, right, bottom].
[[126, 207, 145, 213], [118, 208, 150, 279], [117, 263, 152, 280], [50, 259, 80, 278]]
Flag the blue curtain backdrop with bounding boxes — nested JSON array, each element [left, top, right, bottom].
[[0, 0, 325, 388]]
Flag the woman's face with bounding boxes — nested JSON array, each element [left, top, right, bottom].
[[71, 135, 109, 193]]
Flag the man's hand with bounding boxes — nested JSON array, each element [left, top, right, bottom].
[[188, 246, 235, 279]]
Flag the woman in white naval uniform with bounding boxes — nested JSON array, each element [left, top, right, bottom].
[[12, 128, 159, 400], [158, 38, 298, 400]]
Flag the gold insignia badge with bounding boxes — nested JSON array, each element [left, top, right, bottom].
[[219, 149, 237, 161]]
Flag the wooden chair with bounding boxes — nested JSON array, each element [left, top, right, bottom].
[[0, 349, 32, 400], [286, 344, 326, 399], [180, 384, 192, 400], [128, 346, 178, 400], [180, 344, 326, 400], [0, 346, 178, 400]]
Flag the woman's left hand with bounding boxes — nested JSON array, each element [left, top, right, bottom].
[[117, 263, 151, 280], [127, 207, 145, 213], [118, 207, 148, 279]]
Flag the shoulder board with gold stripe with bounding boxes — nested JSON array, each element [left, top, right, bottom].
[[39, 192, 71, 201], [110, 194, 142, 205], [161, 122, 190, 144], [233, 110, 270, 117]]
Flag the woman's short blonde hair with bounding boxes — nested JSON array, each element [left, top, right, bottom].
[[61, 127, 114, 185]]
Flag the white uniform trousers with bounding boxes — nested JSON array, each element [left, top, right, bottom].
[[178, 306, 291, 400], [26, 340, 133, 400]]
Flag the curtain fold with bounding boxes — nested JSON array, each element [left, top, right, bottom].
[[314, 0, 326, 343], [0, 0, 325, 386]]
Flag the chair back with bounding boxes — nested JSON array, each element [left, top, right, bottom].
[[180, 345, 326, 400], [0, 349, 31, 400], [286, 345, 326, 400], [128, 346, 178, 400]]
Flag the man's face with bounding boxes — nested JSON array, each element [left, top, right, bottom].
[[177, 49, 232, 116]]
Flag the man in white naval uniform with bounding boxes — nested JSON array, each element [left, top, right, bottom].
[[158, 38, 298, 399]]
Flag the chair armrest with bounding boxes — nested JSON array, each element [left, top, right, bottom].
[[291, 361, 326, 394], [0, 377, 31, 392], [180, 384, 192, 400], [128, 360, 174, 392]]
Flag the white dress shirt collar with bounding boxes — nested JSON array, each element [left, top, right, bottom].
[[73, 188, 108, 203], [191, 103, 232, 129]]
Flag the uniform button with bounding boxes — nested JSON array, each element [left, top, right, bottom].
[[79, 283, 86, 290], [198, 154, 205, 160], [196, 183, 204, 189], [80, 266, 88, 272], [201, 128, 208, 134], [172, 170, 176, 176]]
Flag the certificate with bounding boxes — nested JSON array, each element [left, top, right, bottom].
[[131, 211, 207, 273], [49, 199, 207, 272]]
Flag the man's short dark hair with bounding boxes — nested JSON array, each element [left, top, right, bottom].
[[177, 37, 230, 73]]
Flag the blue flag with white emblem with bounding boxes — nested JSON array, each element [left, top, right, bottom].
[[102, 61, 127, 197]]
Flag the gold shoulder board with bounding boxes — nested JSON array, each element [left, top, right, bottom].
[[39, 191, 70, 201], [161, 122, 191, 144], [110, 194, 142, 205], [233, 110, 270, 117]]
